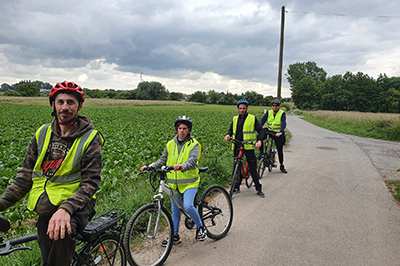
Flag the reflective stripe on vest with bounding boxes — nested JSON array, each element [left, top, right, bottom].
[[266, 109, 284, 132], [27, 124, 101, 210], [232, 114, 256, 150], [166, 138, 201, 193]]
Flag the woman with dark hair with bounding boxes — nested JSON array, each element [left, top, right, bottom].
[[140, 116, 207, 245]]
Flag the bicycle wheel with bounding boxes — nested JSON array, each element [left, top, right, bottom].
[[199, 185, 233, 240], [258, 156, 266, 179], [268, 152, 275, 172], [123, 203, 173, 266], [229, 163, 241, 197], [245, 162, 253, 188], [74, 233, 126, 266]]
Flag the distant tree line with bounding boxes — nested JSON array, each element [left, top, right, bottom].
[[1, 80, 285, 106], [188, 90, 278, 106], [287, 61, 400, 113], [1, 80, 52, 97]]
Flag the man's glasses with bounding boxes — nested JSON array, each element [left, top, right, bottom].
[[272, 104, 279, 107]]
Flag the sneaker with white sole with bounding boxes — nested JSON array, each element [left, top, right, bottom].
[[161, 234, 181, 247], [195, 226, 207, 242]]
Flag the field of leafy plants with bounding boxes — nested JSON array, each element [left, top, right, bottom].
[[0, 100, 269, 265], [0, 102, 267, 228]]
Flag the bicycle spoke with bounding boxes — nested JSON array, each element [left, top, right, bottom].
[[124, 204, 173, 266], [200, 185, 233, 240]]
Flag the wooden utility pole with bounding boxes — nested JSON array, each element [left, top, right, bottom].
[[277, 6, 285, 100]]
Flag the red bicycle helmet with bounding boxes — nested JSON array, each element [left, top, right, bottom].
[[49, 81, 85, 105]]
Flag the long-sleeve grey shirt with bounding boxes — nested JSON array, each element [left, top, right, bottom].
[[149, 135, 199, 170]]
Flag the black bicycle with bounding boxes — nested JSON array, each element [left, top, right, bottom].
[[123, 166, 233, 266], [257, 130, 277, 179], [0, 208, 127, 266]]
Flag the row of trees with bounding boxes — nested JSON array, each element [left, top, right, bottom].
[[188, 90, 276, 106], [1, 80, 282, 106], [287, 61, 400, 113]]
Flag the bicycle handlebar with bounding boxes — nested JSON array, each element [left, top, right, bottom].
[[143, 166, 174, 174], [265, 131, 277, 137], [0, 215, 38, 256], [144, 166, 208, 192], [8, 233, 38, 247], [229, 138, 256, 146], [144, 165, 208, 174]]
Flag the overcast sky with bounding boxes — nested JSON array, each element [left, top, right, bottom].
[[1, 0, 400, 98]]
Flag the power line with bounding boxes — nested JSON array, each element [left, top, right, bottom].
[[287, 10, 400, 19]]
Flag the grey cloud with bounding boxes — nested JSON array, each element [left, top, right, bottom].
[[1, 0, 400, 96]]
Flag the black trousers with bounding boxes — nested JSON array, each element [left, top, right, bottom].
[[36, 199, 96, 266], [272, 134, 286, 165], [260, 131, 286, 166], [234, 148, 262, 192]]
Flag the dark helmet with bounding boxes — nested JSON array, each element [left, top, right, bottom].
[[174, 116, 192, 130], [271, 99, 281, 105], [237, 97, 248, 107], [49, 81, 85, 105]]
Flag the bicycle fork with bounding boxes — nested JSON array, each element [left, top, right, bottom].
[[146, 180, 175, 239]]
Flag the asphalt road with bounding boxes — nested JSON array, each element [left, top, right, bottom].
[[165, 114, 400, 266]]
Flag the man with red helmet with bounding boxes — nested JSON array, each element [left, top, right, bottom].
[[0, 81, 104, 265]]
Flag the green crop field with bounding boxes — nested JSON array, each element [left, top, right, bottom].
[[0, 99, 272, 265], [0, 101, 230, 264]]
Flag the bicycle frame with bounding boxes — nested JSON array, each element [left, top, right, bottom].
[[0, 208, 127, 266], [145, 166, 206, 237], [153, 166, 208, 219], [229, 138, 255, 195], [265, 132, 276, 156], [233, 140, 250, 178], [257, 131, 277, 179]]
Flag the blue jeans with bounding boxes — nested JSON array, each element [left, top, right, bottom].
[[170, 188, 203, 236]]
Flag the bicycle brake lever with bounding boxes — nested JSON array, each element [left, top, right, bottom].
[[0, 242, 32, 256], [10, 246, 33, 253]]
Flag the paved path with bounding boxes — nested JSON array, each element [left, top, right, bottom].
[[165, 115, 400, 266]]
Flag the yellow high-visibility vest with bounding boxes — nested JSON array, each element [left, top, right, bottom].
[[266, 109, 284, 132], [232, 114, 256, 150], [166, 138, 201, 193], [27, 124, 103, 211]]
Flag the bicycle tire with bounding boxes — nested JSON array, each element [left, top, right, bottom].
[[229, 163, 241, 197], [245, 171, 253, 188], [74, 232, 126, 266], [258, 157, 266, 179], [199, 185, 233, 240], [123, 203, 173, 266], [268, 152, 275, 172]]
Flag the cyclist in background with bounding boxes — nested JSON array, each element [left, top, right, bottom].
[[140, 116, 207, 245], [224, 98, 266, 198], [0, 81, 104, 266], [260, 99, 288, 173]]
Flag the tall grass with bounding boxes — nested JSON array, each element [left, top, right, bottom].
[[296, 110, 400, 142]]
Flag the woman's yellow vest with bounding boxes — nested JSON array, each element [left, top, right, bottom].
[[27, 124, 102, 211], [232, 114, 256, 150], [266, 109, 284, 132], [166, 138, 201, 193]]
